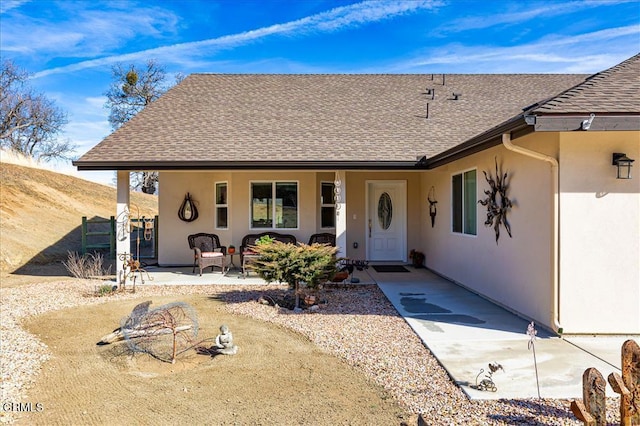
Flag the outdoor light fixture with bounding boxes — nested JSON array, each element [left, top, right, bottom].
[[612, 153, 635, 180], [581, 113, 595, 130]]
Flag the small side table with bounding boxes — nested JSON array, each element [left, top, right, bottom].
[[227, 251, 238, 271]]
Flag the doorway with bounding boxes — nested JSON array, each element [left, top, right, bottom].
[[366, 181, 407, 261]]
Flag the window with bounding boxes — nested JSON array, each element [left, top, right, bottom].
[[452, 169, 477, 235], [215, 182, 228, 229], [251, 182, 298, 229], [320, 182, 335, 228]]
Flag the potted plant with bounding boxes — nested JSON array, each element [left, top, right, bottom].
[[409, 249, 425, 268]]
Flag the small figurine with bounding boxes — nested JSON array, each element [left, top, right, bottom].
[[474, 362, 504, 392], [212, 324, 238, 355]]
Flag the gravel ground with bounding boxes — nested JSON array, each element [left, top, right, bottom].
[[1, 280, 621, 425]]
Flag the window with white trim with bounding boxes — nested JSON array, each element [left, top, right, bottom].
[[452, 169, 477, 235], [251, 181, 298, 229], [320, 182, 336, 228], [215, 182, 228, 229]]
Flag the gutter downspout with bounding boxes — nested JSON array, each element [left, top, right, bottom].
[[502, 133, 562, 334]]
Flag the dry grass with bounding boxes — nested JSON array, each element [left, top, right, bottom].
[[0, 155, 157, 274], [62, 251, 112, 279]]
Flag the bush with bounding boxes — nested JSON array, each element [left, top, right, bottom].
[[63, 251, 111, 279], [96, 283, 117, 297], [250, 242, 338, 291]]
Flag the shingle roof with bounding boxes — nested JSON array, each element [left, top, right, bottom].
[[532, 53, 640, 114], [76, 73, 587, 168]]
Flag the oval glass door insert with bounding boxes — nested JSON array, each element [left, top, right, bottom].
[[378, 192, 393, 230]]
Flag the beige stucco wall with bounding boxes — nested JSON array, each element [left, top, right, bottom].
[[158, 170, 423, 266], [420, 130, 640, 334], [421, 133, 558, 330], [158, 170, 318, 265], [558, 131, 640, 334]]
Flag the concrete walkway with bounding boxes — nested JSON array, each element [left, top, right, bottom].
[[374, 267, 634, 401], [139, 264, 636, 400]]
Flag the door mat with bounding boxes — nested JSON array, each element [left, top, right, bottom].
[[372, 265, 410, 273]]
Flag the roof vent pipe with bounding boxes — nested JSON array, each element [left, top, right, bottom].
[[502, 133, 562, 334]]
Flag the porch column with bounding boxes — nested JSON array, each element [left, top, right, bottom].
[[116, 170, 130, 287], [335, 171, 347, 258]]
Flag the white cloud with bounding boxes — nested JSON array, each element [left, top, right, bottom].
[[0, 0, 30, 14], [1, 2, 179, 58], [435, 0, 637, 34], [393, 24, 640, 73], [32, 0, 442, 79]]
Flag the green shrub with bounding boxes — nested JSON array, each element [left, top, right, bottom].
[[96, 283, 117, 297], [256, 234, 276, 245], [250, 242, 338, 291]]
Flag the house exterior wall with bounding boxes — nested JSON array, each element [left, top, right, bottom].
[[157, 170, 423, 266], [421, 133, 558, 330], [158, 170, 319, 265], [558, 131, 640, 334]]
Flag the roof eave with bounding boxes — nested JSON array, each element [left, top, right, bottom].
[[72, 160, 423, 171], [425, 115, 531, 169], [424, 112, 640, 169], [531, 113, 640, 132]]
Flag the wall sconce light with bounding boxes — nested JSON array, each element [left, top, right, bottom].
[[612, 153, 635, 179]]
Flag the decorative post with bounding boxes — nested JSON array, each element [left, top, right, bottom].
[[582, 368, 607, 426], [116, 170, 131, 288], [571, 339, 639, 426], [526, 321, 541, 399], [334, 171, 347, 259], [608, 339, 640, 425]]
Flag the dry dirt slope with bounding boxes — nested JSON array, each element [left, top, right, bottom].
[[0, 162, 157, 273]]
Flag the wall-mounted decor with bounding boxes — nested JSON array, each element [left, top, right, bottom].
[[478, 158, 512, 244], [427, 186, 437, 227], [178, 192, 199, 222]]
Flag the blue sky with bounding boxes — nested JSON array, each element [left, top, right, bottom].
[[2, 0, 639, 185]]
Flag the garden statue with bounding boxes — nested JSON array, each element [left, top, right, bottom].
[[213, 324, 238, 355]]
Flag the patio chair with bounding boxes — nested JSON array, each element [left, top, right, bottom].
[[187, 233, 227, 276], [240, 232, 297, 277], [308, 233, 336, 246]]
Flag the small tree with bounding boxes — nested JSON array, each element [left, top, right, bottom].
[[0, 60, 73, 161], [104, 59, 183, 194], [251, 242, 338, 309]]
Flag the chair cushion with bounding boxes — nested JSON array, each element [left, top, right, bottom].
[[201, 251, 224, 258], [243, 250, 258, 256]]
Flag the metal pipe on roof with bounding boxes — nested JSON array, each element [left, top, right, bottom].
[[502, 133, 563, 335]]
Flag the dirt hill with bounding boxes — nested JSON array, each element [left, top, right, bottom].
[[0, 161, 157, 274]]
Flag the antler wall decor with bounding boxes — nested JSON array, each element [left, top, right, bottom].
[[427, 186, 437, 228], [478, 157, 512, 244]]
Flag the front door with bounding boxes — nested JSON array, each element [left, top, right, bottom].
[[366, 181, 406, 261]]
